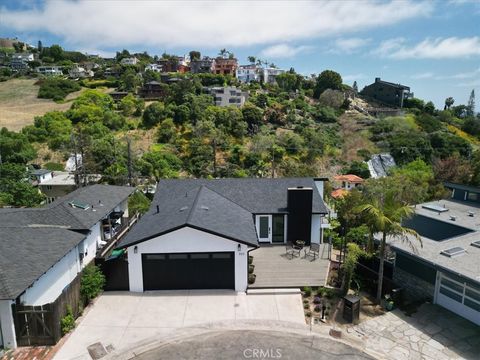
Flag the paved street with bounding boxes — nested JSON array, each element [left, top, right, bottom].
[[53, 290, 305, 360], [347, 303, 480, 360], [132, 330, 374, 360]]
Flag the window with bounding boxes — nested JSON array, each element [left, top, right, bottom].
[[467, 191, 478, 201], [169, 254, 188, 260], [439, 286, 462, 302], [212, 253, 232, 259], [259, 217, 269, 238], [190, 254, 209, 259], [146, 254, 166, 260]]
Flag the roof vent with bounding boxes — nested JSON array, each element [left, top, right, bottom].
[[179, 206, 188, 212], [450, 215, 457, 221], [471, 240, 480, 249], [440, 247, 465, 257], [468, 211, 475, 217], [201, 205, 209, 211]]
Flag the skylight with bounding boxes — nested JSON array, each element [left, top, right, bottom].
[[422, 204, 448, 213], [69, 200, 90, 210], [471, 241, 480, 249], [440, 247, 465, 257]]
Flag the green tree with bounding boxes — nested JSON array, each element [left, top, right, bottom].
[[314, 70, 342, 98], [444, 97, 455, 110], [142, 102, 169, 128], [343, 161, 370, 179], [467, 89, 475, 117], [356, 192, 421, 302], [0, 163, 44, 207], [0, 128, 36, 164], [241, 104, 263, 134], [189, 50, 201, 61], [157, 118, 176, 143], [128, 191, 151, 215]]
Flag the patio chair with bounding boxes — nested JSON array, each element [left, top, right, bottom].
[[304, 243, 320, 261], [286, 242, 301, 258]]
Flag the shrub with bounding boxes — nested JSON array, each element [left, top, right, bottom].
[[80, 264, 106, 303], [314, 305, 321, 313], [248, 274, 256, 284], [248, 256, 253, 265], [248, 264, 255, 274], [61, 306, 75, 335], [44, 162, 64, 171], [313, 296, 322, 304], [128, 191, 151, 215], [303, 299, 309, 305], [304, 303, 310, 309], [303, 286, 312, 297], [38, 78, 81, 101], [305, 311, 312, 318]]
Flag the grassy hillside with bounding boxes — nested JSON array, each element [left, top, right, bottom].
[[0, 79, 86, 131]]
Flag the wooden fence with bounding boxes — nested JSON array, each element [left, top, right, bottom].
[[12, 273, 83, 346]]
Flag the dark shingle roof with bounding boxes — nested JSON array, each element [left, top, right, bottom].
[[0, 227, 85, 299], [118, 185, 258, 248], [0, 184, 134, 300], [117, 177, 327, 248], [0, 185, 135, 230]]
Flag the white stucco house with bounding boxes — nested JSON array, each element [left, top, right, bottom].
[[120, 57, 138, 66], [117, 178, 329, 293], [0, 185, 134, 349]]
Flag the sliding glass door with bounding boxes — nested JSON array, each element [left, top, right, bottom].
[[272, 215, 285, 243]]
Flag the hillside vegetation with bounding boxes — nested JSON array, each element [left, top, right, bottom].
[[0, 64, 479, 207]]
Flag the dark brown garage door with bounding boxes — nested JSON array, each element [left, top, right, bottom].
[[142, 252, 235, 290]]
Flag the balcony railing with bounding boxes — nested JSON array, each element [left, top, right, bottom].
[[97, 212, 140, 259]]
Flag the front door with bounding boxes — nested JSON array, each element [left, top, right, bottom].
[[256, 215, 272, 243]]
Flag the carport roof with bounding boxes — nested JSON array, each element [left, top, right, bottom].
[[118, 185, 259, 248]]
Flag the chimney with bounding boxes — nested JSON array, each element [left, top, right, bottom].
[[375, 77, 381, 83], [287, 187, 313, 245]]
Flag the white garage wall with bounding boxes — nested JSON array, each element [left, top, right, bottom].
[[127, 227, 249, 292], [0, 300, 16, 349]]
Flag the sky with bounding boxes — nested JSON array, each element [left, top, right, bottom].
[[0, 0, 479, 108]]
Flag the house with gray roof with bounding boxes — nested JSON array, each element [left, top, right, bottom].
[[117, 178, 328, 293], [0, 185, 134, 349], [360, 77, 412, 108], [388, 183, 480, 326]]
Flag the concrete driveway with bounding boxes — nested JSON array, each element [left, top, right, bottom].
[[54, 290, 305, 360]]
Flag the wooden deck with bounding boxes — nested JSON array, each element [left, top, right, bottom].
[[249, 244, 331, 288]]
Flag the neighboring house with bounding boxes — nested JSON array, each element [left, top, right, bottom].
[[331, 174, 364, 199], [260, 67, 285, 84], [140, 81, 168, 100], [10, 53, 34, 71], [213, 57, 237, 76], [36, 66, 63, 76], [116, 178, 329, 293], [360, 77, 412, 108], [0, 185, 135, 349], [157, 56, 189, 73], [109, 91, 129, 101], [236, 65, 285, 84], [190, 57, 215, 74], [207, 86, 248, 107], [38, 171, 100, 203], [68, 65, 94, 78], [120, 57, 138, 66], [236, 64, 260, 83], [30, 168, 53, 186], [145, 63, 162, 72], [367, 153, 396, 178], [388, 183, 480, 326]]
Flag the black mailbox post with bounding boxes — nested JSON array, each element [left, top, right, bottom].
[[343, 295, 360, 323]]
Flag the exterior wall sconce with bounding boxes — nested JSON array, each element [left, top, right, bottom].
[[237, 244, 241, 251], [134, 246, 138, 254]]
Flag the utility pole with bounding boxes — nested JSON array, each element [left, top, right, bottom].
[[271, 147, 275, 178], [212, 139, 217, 177], [127, 137, 133, 186], [70, 133, 80, 188]]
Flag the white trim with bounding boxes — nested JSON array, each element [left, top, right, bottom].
[[256, 215, 272, 243]]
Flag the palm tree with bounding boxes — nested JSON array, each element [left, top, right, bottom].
[[356, 193, 422, 303], [247, 56, 256, 64]]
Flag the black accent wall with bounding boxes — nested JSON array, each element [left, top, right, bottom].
[[287, 188, 313, 245]]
